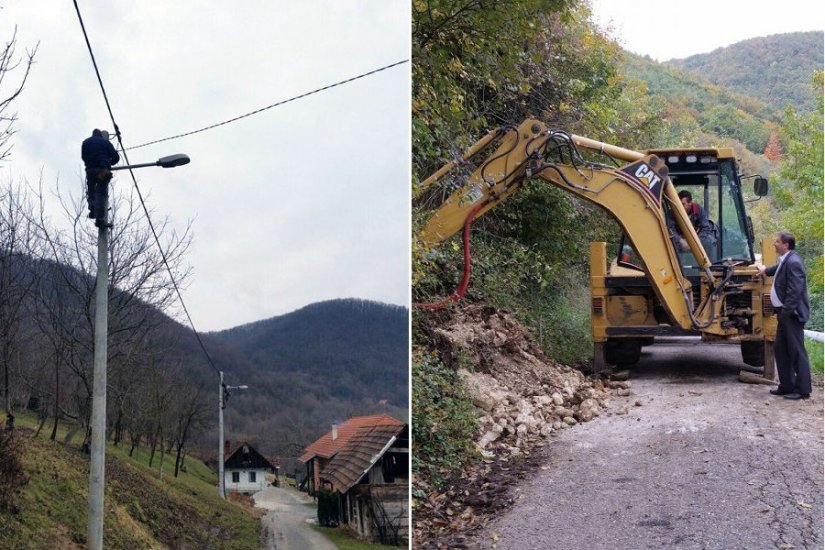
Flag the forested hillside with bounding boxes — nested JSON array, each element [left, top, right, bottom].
[[622, 51, 781, 153], [208, 298, 409, 470], [0, 226, 407, 472], [667, 31, 824, 113], [412, 0, 823, 514]]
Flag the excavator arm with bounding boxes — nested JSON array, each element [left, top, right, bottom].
[[416, 119, 724, 330]]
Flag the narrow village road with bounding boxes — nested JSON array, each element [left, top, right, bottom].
[[472, 339, 824, 550], [254, 486, 337, 550]]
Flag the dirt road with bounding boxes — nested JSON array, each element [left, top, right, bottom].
[[472, 339, 824, 550], [254, 486, 336, 550]]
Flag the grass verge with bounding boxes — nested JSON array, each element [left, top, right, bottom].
[[311, 525, 400, 550], [805, 337, 823, 374]]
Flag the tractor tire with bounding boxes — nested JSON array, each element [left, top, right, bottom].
[[605, 339, 642, 367], [741, 341, 765, 367]]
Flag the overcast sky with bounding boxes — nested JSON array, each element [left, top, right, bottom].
[[1, 2, 409, 331], [590, 0, 824, 61]]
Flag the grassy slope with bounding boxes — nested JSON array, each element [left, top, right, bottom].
[[0, 413, 259, 549]]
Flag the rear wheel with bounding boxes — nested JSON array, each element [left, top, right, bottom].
[[605, 339, 642, 366], [741, 341, 765, 367]]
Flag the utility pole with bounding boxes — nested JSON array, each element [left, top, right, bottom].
[[87, 223, 109, 550], [86, 153, 189, 550], [218, 370, 225, 498], [218, 371, 248, 499]]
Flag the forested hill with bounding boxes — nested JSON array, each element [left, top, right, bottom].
[[207, 299, 409, 462], [667, 31, 824, 113], [619, 32, 823, 156], [2, 248, 407, 464]]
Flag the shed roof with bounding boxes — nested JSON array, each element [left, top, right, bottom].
[[225, 441, 275, 470], [320, 424, 407, 493], [298, 414, 403, 463]]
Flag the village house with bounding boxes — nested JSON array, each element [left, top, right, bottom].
[[224, 441, 275, 495], [298, 414, 404, 497], [320, 423, 409, 546]]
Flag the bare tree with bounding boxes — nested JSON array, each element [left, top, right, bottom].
[[0, 180, 41, 428], [0, 24, 37, 163], [32, 177, 193, 449], [171, 383, 210, 477]]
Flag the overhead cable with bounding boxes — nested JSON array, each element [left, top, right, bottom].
[[72, 0, 221, 377], [127, 59, 410, 150]]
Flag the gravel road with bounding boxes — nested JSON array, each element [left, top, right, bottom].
[[254, 486, 336, 550], [473, 338, 824, 550]]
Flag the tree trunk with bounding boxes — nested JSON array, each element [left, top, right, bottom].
[[174, 443, 184, 477], [129, 433, 140, 457], [50, 360, 60, 441], [149, 435, 157, 467], [112, 407, 123, 446]]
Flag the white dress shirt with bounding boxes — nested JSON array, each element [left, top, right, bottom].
[[770, 252, 789, 308]]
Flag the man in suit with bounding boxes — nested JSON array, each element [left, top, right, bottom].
[[757, 232, 811, 400]]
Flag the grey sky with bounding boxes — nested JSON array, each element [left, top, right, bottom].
[[1, 1, 410, 331], [590, 0, 824, 61]]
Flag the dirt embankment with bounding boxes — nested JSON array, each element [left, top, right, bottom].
[[414, 305, 634, 547]]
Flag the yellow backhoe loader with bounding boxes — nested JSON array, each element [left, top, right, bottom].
[[416, 119, 777, 378]]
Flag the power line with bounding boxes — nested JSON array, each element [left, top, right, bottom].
[[127, 59, 409, 150], [72, 0, 220, 377]]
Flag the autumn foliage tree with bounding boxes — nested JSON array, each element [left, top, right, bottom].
[[763, 132, 783, 161]]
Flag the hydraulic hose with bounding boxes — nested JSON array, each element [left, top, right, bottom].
[[414, 202, 485, 310]]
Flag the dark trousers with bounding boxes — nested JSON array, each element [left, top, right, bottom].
[[85, 169, 112, 220], [774, 309, 812, 395]]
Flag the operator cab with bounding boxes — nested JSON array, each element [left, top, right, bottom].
[[617, 149, 764, 277]]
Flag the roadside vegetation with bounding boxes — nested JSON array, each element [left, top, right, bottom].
[[312, 525, 400, 550], [411, 352, 477, 489], [806, 340, 824, 375], [0, 412, 259, 549]]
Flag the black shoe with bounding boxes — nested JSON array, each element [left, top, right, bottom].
[[783, 393, 810, 400], [769, 388, 790, 395], [95, 220, 113, 229], [88, 212, 95, 219]]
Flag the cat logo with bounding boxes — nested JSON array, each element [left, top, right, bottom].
[[634, 164, 661, 189]]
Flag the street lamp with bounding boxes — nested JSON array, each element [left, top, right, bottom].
[[110, 154, 191, 171], [88, 154, 189, 550], [219, 372, 249, 499]]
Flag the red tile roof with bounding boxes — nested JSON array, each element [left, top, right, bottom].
[[320, 424, 407, 492], [298, 414, 404, 463]]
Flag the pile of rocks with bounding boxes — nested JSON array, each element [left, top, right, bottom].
[[430, 304, 630, 457], [460, 368, 628, 456]]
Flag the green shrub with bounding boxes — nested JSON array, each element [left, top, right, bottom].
[[412, 352, 478, 487], [317, 489, 339, 527], [808, 287, 823, 332]]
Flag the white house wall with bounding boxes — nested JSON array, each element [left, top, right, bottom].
[[225, 468, 268, 494]]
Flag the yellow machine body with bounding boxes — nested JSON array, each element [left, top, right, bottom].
[[418, 119, 777, 376]]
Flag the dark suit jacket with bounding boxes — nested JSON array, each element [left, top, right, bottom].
[[766, 250, 810, 324]]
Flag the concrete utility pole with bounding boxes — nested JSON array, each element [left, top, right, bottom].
[[218, 371, 248, 499], [218, 371, 225, 498], [87, 153, 189, 550], [87, 222, 109, 550]]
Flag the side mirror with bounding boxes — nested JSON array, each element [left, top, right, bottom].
[[754, 177, 768, 196]]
